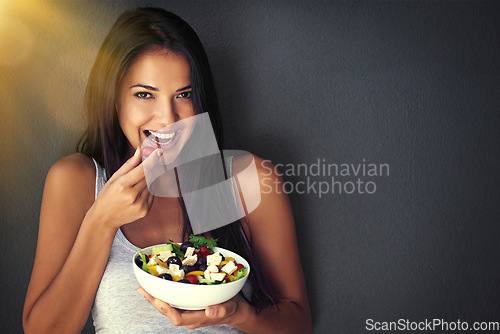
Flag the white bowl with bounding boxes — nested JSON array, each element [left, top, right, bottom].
[[133, 245, 250, 310]]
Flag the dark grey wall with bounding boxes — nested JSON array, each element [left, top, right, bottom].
[[1, 1, 499, 333]]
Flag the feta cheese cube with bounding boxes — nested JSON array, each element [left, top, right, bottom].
[[221, 261, 237, 275], [172, 268, 185, 279], [156, 265, 169, 275], [169, 264, 180, 272], [210, 272, 226, 282], [206, 264, 218, 273], [182, 255, 197, 266], [184, 247, 195, 258], [147, 255, 160, 266], [207, 252, 222, 266], [158, 250, 174, 262], [204, 264, 219, 280]]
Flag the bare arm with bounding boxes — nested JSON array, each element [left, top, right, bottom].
[[231, 156, 311, 333], [139, 155, 312, 333], [23, 149, 154, 333]]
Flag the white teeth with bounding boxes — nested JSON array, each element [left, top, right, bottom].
[[149, 131, 175, 140]]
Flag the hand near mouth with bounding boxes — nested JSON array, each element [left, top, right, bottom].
[[88, 147, 159, 229]]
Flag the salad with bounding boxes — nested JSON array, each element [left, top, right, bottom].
[[135, 235, 247, 285]]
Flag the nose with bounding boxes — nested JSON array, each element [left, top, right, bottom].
[[155, 99, 177, 125]]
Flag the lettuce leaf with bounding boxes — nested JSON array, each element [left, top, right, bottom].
[[231, 268, 247, 282], [197, 275, 218, 285], [197, 275, 227, 285], [138, 250, 149, 272]]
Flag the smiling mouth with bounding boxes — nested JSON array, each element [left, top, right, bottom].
[[144, 129, 180, 146]]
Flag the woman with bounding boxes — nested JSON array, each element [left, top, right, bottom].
[[23, 7, 311, 333]]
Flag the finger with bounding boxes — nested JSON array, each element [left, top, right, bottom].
[[205, 305, 219, 318], [109, 147, 142, 181], [142, 148, 163, 176], [132, 177, 148, 192], [203, 303, 229, 320], [120, 161, 147, 187], [122, 148, 163, 187], [155, 301, 186, 326], [137, 286, 153, 301], [166, 308, 209, 329], [203, 296, 238, 320], [173, 309, 207, 327]]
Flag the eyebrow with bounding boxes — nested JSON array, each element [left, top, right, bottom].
[[129, 84, 192, 92], [130, 84, 158, 91], [176, 85, 192, 92]]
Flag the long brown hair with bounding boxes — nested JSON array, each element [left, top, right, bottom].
[[78, 7, 278, 309]]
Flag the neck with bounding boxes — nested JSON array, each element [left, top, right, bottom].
[[121, 195, 186, 247]]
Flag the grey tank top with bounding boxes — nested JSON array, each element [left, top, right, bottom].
[[90, 157, 246, 333]]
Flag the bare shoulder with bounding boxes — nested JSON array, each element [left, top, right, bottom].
[[231, 153, 279, 182], [43, 153, 96, 217], [232, 153, 284, 200], [231, 153, 292, 240], [47, 153, 95, 185]]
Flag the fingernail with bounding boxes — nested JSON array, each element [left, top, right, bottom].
[[137, 288, 145, 297], [206, 307, 217, 317], [135, 147, 140, 156]]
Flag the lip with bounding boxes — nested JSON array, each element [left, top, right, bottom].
[[144, 129, 182, 151]]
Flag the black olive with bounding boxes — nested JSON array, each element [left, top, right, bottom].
[[135, 256, 144, 268], [181, 265, 195, 273], [195, 256, 207, 267], [166, 256, 182, 266], [178, 279, 191, 284], [159, 273, 172, 280], [198, 264, 207, 272], [180, 241, 195, 253]]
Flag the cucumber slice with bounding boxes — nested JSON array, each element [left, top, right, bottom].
[[152, 244, 173, 255]]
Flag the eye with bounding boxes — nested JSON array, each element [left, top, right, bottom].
[[176, 91, 192, 100], [134, 92, 153, 99]]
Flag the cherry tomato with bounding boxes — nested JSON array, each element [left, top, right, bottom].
[[236, 263, 245, 271], [185, 275, 199, 284], [198, 247, 212, 258]]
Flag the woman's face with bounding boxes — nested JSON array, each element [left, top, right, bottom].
[[116, 48, 196, 161]]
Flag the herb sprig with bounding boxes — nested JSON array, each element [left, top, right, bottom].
[[189, 234, 218, 251]]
